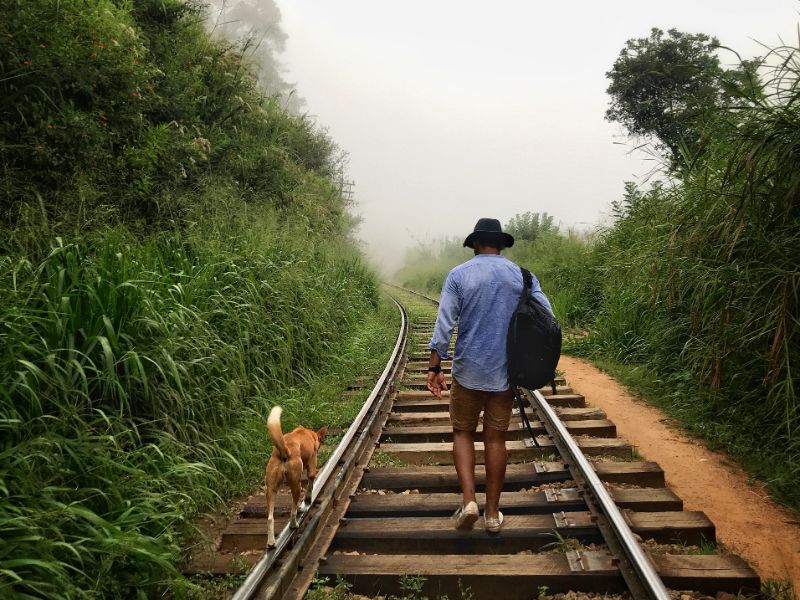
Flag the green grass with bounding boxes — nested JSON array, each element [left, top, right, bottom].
[[0, 1, 389, 597], [0, 218, 387, 599]]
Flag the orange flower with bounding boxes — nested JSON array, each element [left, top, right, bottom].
[[22, 59, 29, 65], [47, 124, 54, 129], [39, 43, 46, 49]]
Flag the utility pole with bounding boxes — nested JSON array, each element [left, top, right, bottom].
[[338, 175, 355, 202]]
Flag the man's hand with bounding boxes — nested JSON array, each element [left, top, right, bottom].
[[426, 370, 448, 399]]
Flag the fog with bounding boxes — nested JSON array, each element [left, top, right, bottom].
[[206, 1, 800, 274], [204, 0, 302, 110]]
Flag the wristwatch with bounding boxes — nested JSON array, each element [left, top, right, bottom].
[[427, 365, 442, 374]]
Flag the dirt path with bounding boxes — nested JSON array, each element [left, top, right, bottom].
[[559, 355, 800, 589]]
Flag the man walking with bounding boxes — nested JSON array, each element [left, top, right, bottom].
[[426, 218, 553, 532]]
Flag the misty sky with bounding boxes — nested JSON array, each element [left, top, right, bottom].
[[270, 1, 799, 272]]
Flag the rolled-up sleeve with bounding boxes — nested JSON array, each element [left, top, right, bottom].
[[429, 271, 460, 359]]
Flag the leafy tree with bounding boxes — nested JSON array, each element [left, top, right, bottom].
[[505, 211, 556, 243], [605, 28, 729, 161]]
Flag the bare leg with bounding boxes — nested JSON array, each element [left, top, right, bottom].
[[483, 427, 507, 519], [452, 429, 477, 507]]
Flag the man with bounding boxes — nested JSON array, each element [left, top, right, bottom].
[[427, 218, 553, 533]]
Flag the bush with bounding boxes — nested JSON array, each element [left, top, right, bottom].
[[579, 44, 800, 509], [0, 0, 381, 597]]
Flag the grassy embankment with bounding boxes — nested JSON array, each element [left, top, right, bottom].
[[394, 44, 800, 514], [0, 1, 395, 597]]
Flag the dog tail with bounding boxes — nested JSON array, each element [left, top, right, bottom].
[[267, 406, 289, 460]]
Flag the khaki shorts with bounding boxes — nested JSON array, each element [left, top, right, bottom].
[[449, 378, 514, 432]]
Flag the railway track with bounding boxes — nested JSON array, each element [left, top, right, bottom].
[[187, 289, 760, 600]]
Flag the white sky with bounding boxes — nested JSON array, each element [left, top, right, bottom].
[[274, 1, 799, 272]]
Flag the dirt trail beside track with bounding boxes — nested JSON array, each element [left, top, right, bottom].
[[559, 355, 800, 590]]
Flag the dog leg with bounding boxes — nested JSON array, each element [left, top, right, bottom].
[[305, 452, 318, 504], [266, 487, 276, 547], [287, 456, 303, 529], [265, 457, 281, 548]]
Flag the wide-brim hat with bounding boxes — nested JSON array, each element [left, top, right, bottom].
[[463, 218, 515, 249]]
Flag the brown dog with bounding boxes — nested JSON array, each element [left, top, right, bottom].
[[265, 406, 327, 548]]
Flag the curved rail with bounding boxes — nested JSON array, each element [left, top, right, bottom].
[[385, 281, 440, 305], [391, 284, 671, 600], [231, 295, 408, 600]]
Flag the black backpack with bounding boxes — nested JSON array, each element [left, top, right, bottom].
[[507, 267, 562, 445], [507, 267, 562, 389]]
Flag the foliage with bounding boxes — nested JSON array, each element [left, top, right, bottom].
[[0, 208, 388, 600], [584, 40, 800, 509], [393, 215, 598, 328], [0, 0, 345, 228], [305, 576, 355, 600], [0, 1, 388, 598], [605, 28, 756, 162], [505, 211, 556, 243], [393, 236, 466, 299]]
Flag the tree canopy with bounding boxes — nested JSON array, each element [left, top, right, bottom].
[[505, 211, 557, 243], [605, 28, 727, 161]]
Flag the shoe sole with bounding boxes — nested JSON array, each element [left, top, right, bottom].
[[455, 511, 479, 531]]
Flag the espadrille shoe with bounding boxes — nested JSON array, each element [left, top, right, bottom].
[[484, 511, 504, 533], [452, 500, 479, 530]]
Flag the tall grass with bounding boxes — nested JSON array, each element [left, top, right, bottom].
[[0, 0, 386, 597], [0, 206, 380, 599], [582, 43, 800, 507]]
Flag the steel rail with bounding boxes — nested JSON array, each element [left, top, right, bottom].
[[529, 388, 671, 600], [384, 282, 440, 305], [231, 295, 408, 600]]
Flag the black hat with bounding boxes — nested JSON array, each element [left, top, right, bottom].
[[463, 218, 515, 249]]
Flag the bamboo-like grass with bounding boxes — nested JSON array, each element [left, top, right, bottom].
[[0, 1, 396, 596], [583, 42, 800, 509], [0, 211, 387, 598]]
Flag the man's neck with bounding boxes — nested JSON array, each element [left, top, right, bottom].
[[474, 248, 501, 256]]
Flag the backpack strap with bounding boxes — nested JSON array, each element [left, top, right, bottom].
[[513, 386, 541, 447], [520, 266, 533, 290]]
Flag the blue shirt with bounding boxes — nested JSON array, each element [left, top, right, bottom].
[[429, 254, 553, 392]]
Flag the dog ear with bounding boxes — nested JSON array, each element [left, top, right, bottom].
[[316, 426, 328, 442]]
